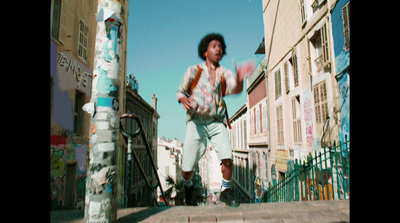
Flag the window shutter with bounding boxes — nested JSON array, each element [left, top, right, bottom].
[[321, 23, 329, 64], [284, 62, 290, 94], [58, 0, 68, 44]]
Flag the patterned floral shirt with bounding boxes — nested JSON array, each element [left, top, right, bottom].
[[176, 62, 237, 123]]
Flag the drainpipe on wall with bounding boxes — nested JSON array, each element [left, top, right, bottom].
[[82, 1, 124, 222], [264, 68, 271, 183]]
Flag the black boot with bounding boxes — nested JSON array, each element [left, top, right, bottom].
[[220, 188, 240, 207], [184, 184, 195, 206]]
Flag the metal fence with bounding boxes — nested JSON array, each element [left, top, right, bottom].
[[262, 140, 350, 203]]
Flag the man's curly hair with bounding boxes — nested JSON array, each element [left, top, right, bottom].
[[198, 33, 227, 61]]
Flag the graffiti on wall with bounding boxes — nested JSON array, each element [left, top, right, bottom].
[[50, 133, 89, 210], [337, 72, 349, 143], [331, 0, 350, 144], [51, 40, 90, 210], [56, 52, 93, 95], [303, 89, 314, 149], [50, 136, 67, 209], [254, 177, 266, 203]]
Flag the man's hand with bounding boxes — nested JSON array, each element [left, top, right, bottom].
[[178, 96, 195, 111], [236, 60, 256, 82], [233, 59, 256, 94]]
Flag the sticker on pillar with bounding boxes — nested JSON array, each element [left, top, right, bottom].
[[96, 7, 119, 22], [96, 67, 116, 95], [98, 142, 115, 153], [98, 97, 113, 107], [112, 98, 119, 111], [97, 97, 113, 112], [83, 102, 95, 117], [106, 174, 115, 194], [88, 201, 101, 216]]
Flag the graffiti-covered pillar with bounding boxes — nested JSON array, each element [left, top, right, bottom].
[[83, 1, 124, 222]]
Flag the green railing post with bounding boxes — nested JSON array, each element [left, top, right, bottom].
[[333, 142, 341, 200], [283, 175, 286, 202], [323, 147, 330, 200], [268, 182, 271, 202], [280, 179, 282, 202], [295, 160, 299, 201], [314, 151, 320, 200], [329, 142, 336, 200], [318, 150, 325, 200], [306, 156, 311, 201], [300, 160, 305, 201], [311, 154, 317, 201], [260, 140, 348, 203]]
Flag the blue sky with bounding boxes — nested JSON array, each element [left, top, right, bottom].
[[127, 0, 265, 142]]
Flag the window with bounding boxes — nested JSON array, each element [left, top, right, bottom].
[[300, 0, 307, 25], [276, 105, 284, 145], [313, 81, 328, 124], [78, 19, 89, 61], [256, 106, 260, 134], [289, 53, 299, 87], [232, 125, 236, 149], [51, 0, 67, 44], [311, 0, 319, 13], [284, 62, 290, 94], [262, 102, 267, 133], [73, 91, 85, 135], [237, 122, 239, 148], [311, 22, 330, 73], [342, 3, 350, 51], [274, 69, 282, 99], [292, 97, 302, 143], [240, 119, 244, 148], [250, 110, 254, 135], [312, 32, 323, 72], [321, 23, 330, 65], [243, 119, 247, 146]]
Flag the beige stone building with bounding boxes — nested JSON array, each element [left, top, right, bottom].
[[261, 0, 341, 184], [50, 0, 129, 209], [229, 103, 252, 203], [123, 83, 160, 207]]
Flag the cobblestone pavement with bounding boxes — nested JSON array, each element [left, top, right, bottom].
[[51, 199, 349, 223]]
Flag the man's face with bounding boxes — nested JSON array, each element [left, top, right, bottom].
[[204, 39, 223, 64]]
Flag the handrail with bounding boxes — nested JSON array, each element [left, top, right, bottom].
[[120, 113, 168, 207]]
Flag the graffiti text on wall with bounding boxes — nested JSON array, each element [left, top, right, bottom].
[[57, 52, 93, 88], [50, 136, 67, 210], [303, 90, 313, 149]]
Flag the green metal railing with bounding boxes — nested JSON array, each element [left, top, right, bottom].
[[262, 139, 349, 203]]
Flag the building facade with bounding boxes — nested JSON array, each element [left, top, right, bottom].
[[330, 0, 350, 144], [262, 0, 343, 185], [226, 0, 349, 204], [122, 81, 160, 207], [198, 144, 223, 205], [228, 104, 253, 203], [156, 137, 183, 205], [246, 51, 270, 202], [50, 0, 129, 210]]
